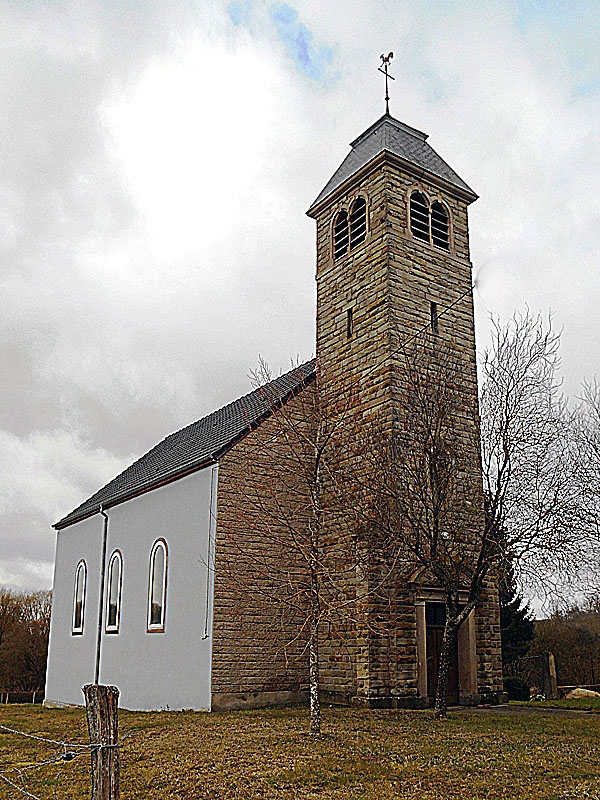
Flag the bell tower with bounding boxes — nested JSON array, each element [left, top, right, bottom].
[[307, 112, 504, 706], [307, 112, 479, 425]]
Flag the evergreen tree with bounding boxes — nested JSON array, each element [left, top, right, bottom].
[[499, 566, 535, 676]]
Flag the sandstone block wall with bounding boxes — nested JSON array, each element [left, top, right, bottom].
[[211, 388, 315, 700], [312, 154, 504, 701]]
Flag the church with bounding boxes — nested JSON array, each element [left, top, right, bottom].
[[44, 102, 504, 712]]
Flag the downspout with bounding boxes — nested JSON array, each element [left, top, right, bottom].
[[202, 465, 218, 641], [95, 505, 109, 685]]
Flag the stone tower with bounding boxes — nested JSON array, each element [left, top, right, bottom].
[[307, 113, 504, 707]]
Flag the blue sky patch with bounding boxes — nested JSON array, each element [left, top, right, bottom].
[[514, 0, 574, 31], [269, 2, 333, 83], [573, 77, 600, 97], [228, 1, 253, 27]]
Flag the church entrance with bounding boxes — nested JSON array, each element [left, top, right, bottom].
[[425, 602, 459, 705]]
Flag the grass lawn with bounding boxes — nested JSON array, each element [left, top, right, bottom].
[[1, 704, 599, 799], [516, 697, 600, 712]]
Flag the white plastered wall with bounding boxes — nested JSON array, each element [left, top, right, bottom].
[[45, 465, 217, 711], [45, 515, 103, 707]]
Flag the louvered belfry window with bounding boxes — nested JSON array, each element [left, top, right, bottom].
[[431, 201, 450, 250], [410, 191, 430, 242], [333, 210, 349, 260], [349, 197, 367, 249]]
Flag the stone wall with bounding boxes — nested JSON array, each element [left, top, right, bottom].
[[211, 146, 504, 709], [211, 385, 315, 706], [311, 154, 504, 703]]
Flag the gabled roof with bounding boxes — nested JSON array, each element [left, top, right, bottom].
[[307, 113, 477, 214], [55, 360, 316, 530]]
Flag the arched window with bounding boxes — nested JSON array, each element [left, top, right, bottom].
[[349, 197, 367, 249], [147, 539, 168, 632], [410, 191, 430, 242], [72, 560, 87, 635], [333, 210, 349, 260], [431, 201, 450, 250], [105, 550, 122, 633]]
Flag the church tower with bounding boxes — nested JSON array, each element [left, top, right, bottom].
[[307, 112, 504, 707]]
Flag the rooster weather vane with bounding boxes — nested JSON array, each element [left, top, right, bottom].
[[378, 52, 395, 115]]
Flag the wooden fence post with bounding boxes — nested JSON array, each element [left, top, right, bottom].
[[542, 652, 558, 700], [83, 684, 120, 800]]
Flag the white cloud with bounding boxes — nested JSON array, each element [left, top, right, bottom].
[[1, 0, 599, 592], [0, 429, 131, 586]]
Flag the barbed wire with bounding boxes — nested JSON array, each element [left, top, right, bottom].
[[0, 747, 91, 800], [0, 721, 132, 800], [0, 772, 42, 800], [0, 725, 94, 750]]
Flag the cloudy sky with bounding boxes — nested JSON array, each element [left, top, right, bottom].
[[1, 0, 599, 593]]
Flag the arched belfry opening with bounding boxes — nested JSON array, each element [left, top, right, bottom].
[[410, 191, 430, 242], [333, 209, 349, 260], [349, 197, 367, 248]]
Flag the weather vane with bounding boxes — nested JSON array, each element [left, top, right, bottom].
[[378, 52, 395, 115]]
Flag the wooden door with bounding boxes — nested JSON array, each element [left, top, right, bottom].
[[426, 603, 459, 705]]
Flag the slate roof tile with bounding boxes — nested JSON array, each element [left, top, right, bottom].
[[308, 114, 477, 212], [56, 359, 316, 529]]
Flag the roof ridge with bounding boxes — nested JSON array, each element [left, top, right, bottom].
[[349, 113, 428, 149], [55, 358, 316, 529]]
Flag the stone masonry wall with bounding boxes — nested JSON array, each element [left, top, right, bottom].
[[315, 165, 394, 701], [312, 156, 503, 702], [211, 388, 315, 703]]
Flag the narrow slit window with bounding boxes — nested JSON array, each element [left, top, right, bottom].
[[410, 192, 430, 242], [349, 197, 367, 249], [148, 539, 167, 632], [431, 201, 450, 250], [346, 308, 354, 339], [105, 550, 122, 633], [333, 210, 349, 260], [72, 560, 87, 635], [430, 301, 439, 334]]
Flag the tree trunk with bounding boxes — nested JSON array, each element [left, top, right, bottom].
[[433, 622, 457, 719], [308, 610, 321, 736]]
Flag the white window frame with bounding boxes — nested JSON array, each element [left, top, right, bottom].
[[147, 539, 168, 633], [72, 559, 87, 635], [105, 550, 123, 634]]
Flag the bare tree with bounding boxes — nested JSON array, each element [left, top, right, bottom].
[[215, 359, 372, 736], [0, 589, 52, 692], [221, 311, 592, 724], [359, 342, 491, 719], [358, 311, 591, 718], [574, 379, 600, 563], [480, 311, 588, 601]]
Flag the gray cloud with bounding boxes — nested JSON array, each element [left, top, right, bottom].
[[1, 0, 599, 591]]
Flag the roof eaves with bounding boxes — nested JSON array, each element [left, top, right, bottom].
[[307, 149, 477, 219], [54, 454, 220, 530], [54, 364, 317, 531], [307, 150, 388, 217]]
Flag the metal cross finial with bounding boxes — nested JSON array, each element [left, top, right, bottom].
[[378, 52, 395, 115]]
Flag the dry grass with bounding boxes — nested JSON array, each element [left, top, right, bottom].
[[1, 704, 599, 799]]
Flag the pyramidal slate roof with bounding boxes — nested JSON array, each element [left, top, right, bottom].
[[56, 359, 316, 530], [308, 113, 477, 213]]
